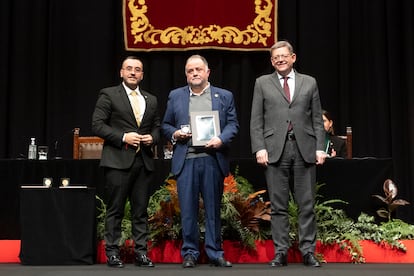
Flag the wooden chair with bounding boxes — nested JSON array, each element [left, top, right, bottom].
[[73, 128, 104, 159], [337, 126, 352, 159]]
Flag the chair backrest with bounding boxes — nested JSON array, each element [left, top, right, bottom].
[[73, 128, 104, 159], [337, 126, 352, 159]]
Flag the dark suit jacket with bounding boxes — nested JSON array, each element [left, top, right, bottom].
[[92, 84, 160, 171], [250, 71, 325, 164], [161, 85, 239, 176]]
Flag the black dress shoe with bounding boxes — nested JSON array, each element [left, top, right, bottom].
[[135, 254, 154, 267], [182, 255, 196, 268], [303, 252, 321, 267], [269, 253, 287, 267], [210, 257, 232, 267], [107, 255, 124, 268]]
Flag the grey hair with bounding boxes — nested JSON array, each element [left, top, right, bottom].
[[270, 40, 294, 55], [185, 55, 209, 70]]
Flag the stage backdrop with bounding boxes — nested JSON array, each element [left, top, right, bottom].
[[123, 0, 277, 51]]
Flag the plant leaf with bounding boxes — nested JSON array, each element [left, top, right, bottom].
[[376, 209, 389, 218], [392, 199, 410, 205], [372, 195, 387, 203], [383, 179, 397, 200]]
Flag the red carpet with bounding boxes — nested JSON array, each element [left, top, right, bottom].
[[2, 240, 414, 264], [0, 240, 20, 263]]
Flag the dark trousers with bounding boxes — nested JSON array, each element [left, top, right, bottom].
[[104, 154, 152, 257], [265, 140, 317, 256], [176, 155, 224, 260]]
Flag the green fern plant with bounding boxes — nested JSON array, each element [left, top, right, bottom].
[[287, 183, 365, 262], [287, 183, 412, 263], [95, 195, 133, 246], [95, 196, 106, 241]]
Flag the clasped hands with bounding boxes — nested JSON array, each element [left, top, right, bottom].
[[125, 132, 153, 147], [173, 129, 222, 149]]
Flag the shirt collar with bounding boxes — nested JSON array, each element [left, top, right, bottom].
[[189, 82, 211, 96], [122, 82, 141, 96], [277, 70, 295, 81]]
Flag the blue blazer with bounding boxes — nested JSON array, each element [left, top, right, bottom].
[[162, 85, 239, 176]]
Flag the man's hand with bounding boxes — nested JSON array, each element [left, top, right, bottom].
[[173, 129, 192, 141], [256, 149, 268, 167], [139, 134, 153, 146], [205, 136, 222, 149], [316, 151, 328, 165], [124, 132, 142, 147], [125, 132, 154, 147]]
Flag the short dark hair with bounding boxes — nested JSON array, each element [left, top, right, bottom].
[[121, 56, 143, 69]]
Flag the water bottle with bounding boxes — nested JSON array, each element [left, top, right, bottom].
[[28, 137, 37, 160]]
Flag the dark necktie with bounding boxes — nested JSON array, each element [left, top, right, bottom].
[[283, 76, 291, 102], [283, 77, 293, 131]]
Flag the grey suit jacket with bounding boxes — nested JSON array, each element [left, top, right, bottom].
[[250, 70, 325, 164], [92, 84, 160, 170]]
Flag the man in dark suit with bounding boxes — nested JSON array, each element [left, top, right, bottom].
[[162, 55, 239, 268], [92, 56, 160, 268], [250, 41, 327, 267]]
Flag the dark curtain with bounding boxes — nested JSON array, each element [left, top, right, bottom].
[[1, 0, 413, 223]]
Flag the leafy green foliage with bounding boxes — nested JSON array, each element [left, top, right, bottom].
[[95, 178, 414, 263], [233, 166, 255, 196], [287, 183, 414, 263], [95, 196, 106, 241], [95, 195, 132, 246], [147, 179, 172, 217], [120, 200, 132, 246]]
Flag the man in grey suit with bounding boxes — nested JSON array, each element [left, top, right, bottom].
[[250, 41, 327, 268], [92, 56, 160, 268]]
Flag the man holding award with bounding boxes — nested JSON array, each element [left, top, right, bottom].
[[162, 55, 239, 268]]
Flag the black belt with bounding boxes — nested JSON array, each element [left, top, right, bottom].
[[287, 132, 296, 140], [187, 146, 208, 154]]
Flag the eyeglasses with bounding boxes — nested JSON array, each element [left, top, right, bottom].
[[123, 66, 143, 73], [271, 54, 292, 61]]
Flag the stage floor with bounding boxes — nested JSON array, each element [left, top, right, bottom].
[[1, 263, 414, 276]]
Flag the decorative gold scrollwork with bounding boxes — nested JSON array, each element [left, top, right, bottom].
[[126, 0, 274, 47]]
